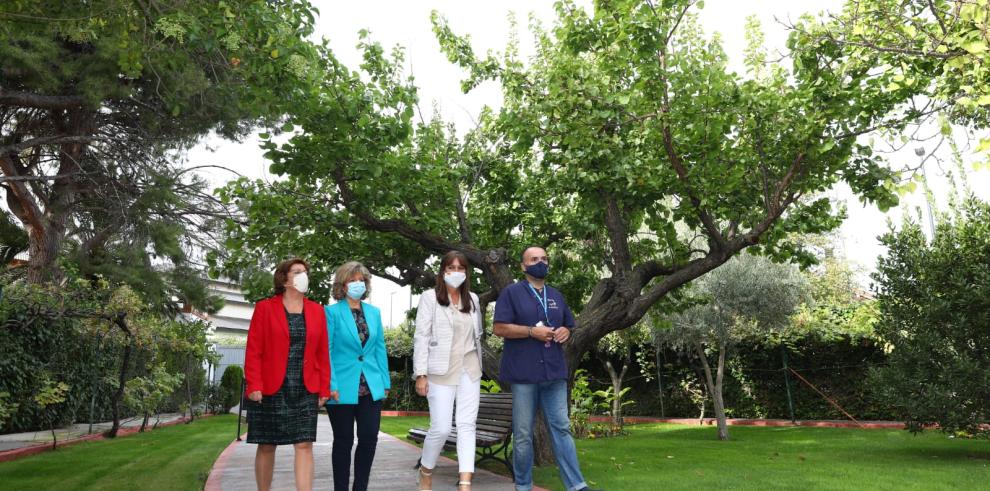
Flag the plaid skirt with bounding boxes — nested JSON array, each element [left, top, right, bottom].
[[246, 312, 318, 445], [244, 383, 318, 445]]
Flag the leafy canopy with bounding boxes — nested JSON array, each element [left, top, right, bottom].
[[218, 1, 929, 368]]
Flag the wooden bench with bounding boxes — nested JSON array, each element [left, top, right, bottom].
[[407, 392, 514, 476]]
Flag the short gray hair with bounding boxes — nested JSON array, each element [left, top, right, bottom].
[[331, 261, 371, 300]]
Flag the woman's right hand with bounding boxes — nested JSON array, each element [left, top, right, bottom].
[[247, 390, 263, 402], [415, 376, 428, 397]]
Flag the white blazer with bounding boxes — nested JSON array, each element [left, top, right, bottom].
[[413, 290, 483, 377]]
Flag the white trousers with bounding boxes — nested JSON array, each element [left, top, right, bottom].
[[420, 370, 481, 473]]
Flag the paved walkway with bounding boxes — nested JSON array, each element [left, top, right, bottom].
[[207, 416, 524, 491]]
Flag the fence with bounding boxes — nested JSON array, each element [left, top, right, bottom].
[[211, 345, 246, 385]]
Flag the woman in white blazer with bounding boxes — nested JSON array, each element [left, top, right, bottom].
[[413, 251, 483, 491]]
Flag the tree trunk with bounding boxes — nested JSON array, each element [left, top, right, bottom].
[[713, 345, 728, 440], [107, 314, 132, 438], [533, 412, 555, 465], [477, 297, 501, 382], [603, 357, 629, 428], [695, 341, 729, 441], [185, 357, 195, 422], [25, 214, 65, 284], [108, 339, 131, 438], [140, 412, 149, 432], [4, 110, 94, 284], [655, 345, 665, 418]]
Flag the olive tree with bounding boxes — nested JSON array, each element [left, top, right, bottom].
[[658, 253, 809, 440]]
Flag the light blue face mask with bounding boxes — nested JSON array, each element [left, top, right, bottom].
[[346, 280, 366, 300]]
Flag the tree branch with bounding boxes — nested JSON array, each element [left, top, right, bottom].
[[330, 165, 493, 266], [0, 153, 46, 231], [603, 193, 632, 274], [455, 188, 472, 244], [0, 89, 87, 111], [0, 171, 84, 183], [0, 135, 96, 156], [926, 0, 949, 35], [651, 33, 727, 251], [660, 123, 727, 250], [631, 260, 679, 290], [771, 152, 805, 214]]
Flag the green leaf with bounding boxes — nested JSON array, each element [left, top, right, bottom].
[[961, 41, 987, 54]]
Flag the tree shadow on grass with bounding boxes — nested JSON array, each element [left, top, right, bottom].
[[870, 445, 990, 462]]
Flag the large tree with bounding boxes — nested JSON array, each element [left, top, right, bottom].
[[0, 0, 320, 284], [218, 1, 924, 379]]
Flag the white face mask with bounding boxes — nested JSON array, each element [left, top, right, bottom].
[[444, 271, 466, 289], [291, 271, 309, 294]]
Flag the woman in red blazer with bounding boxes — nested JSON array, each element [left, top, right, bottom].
[[244, 258, 331, 491]]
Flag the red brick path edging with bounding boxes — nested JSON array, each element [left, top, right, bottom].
[[0, 415, 214, 463], [586, 415, 906, 429], [379, 412, 905, 429], [203, 432, 247, 491], [381, 410, 429, 417]]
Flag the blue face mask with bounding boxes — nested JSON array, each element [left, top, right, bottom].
[[525, 262, 549, 279], [346, 280, 366, 300]]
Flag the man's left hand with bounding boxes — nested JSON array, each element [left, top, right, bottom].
[[554, 327, 571, 343]]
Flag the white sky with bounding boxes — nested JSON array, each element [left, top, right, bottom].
[[189, 1, 990, 326]]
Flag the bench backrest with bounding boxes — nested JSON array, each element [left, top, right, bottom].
[[475, 392, 513, 437]]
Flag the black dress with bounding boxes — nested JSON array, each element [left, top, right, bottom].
[[245, 310, 318, 445]]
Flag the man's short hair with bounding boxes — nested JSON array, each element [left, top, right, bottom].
[[519, 245, 545, 262]]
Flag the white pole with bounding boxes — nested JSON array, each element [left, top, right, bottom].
[[915, 147, 936, 239]]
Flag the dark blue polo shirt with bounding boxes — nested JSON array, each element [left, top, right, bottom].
[[493, 280, 576, 384]]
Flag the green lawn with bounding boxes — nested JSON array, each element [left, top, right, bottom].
[[379, 415, 429, 441], [381, 416, 990, 490], [0, 415, 240, 490]]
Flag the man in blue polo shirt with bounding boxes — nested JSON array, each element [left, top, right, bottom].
[[494, 246, 601, 491]]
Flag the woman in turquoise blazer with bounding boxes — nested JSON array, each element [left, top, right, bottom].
[[324, 261, 390, 491]]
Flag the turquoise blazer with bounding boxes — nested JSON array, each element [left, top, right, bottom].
[[325, 300, 391, 404]]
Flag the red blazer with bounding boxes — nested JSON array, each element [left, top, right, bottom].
[[244, 295, 331, 398]]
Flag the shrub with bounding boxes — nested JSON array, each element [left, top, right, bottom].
[[219, 365, 244, 413], [870, 197, 990, 437]]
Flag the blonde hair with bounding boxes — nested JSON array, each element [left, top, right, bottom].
[[332, 261, 371, 300]]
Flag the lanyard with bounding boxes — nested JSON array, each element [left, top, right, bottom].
[[526, 283, 551, 327]]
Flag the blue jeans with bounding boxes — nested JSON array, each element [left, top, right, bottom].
[[511, 379, 587, 491]]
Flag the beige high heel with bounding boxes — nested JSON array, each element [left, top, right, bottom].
[[416, 466, 433, 491], [457, 480, 472, 490]]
